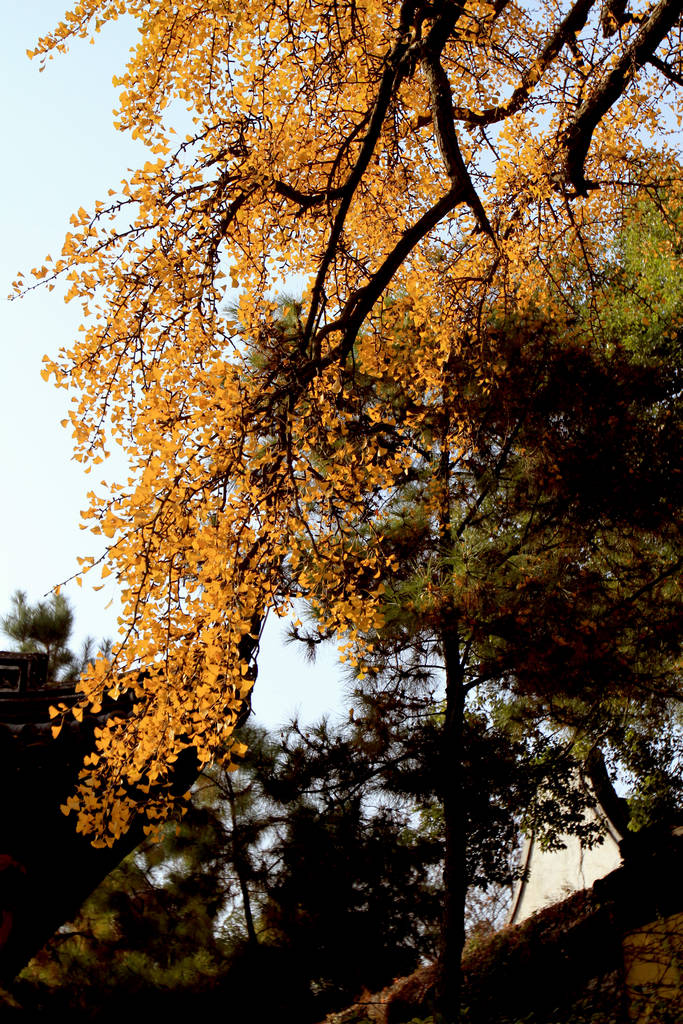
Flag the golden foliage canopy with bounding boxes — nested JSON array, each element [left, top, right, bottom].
[[20, 0, 683, 843]]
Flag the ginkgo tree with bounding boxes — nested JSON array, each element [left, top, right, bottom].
[[15, 0, 683, 1015]]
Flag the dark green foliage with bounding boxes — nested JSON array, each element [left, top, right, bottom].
[[257, 717, 443, 1011], [14, 715, 445, 1020], [293, 194, 683, 1021], [2, 590, 75, 684], [336, 303, 681, 818]]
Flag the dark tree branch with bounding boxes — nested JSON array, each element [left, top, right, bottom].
[[302, 0, 426, 355], [273, 180, 344, 210], [584, 746, 631, 836], [452, 0, 597, 126], [312, 182, 468, 371], [421, 6, 494, 236], [561, 0, 683, 195], [648, 52, 683, 86]]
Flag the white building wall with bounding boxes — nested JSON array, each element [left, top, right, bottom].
[[509, 806, 623, 924]]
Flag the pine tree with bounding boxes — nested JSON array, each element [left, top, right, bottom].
[[1, 590, 110, 687], [292, 275, 681, 1016]]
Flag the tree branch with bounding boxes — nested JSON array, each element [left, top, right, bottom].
[[313, 182, 468, 371], [561, 0, 683, 195], [452, 0, 597, 126], [302, 0, 425, 355], [273, 180, 344, 210], [648, 52, 683, 87], [421, 6, 494, 237]]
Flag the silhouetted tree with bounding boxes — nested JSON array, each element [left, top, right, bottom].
[[1, 590, 110, 686]]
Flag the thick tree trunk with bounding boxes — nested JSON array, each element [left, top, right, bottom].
[[435, 622, 466, 1023]]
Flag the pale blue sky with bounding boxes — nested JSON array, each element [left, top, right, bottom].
[[0, 2, 343, 727]]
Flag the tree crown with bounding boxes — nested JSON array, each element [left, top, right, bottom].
[[18, 0, 683, 841]]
